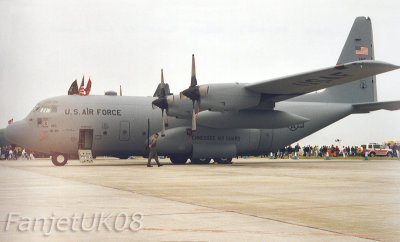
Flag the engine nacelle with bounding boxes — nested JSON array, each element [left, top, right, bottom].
[[200, 83, 260, 111], [156, 127, 192, 155], [167, 83, 261, 118]]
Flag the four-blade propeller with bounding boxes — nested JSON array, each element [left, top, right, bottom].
[[151, 69, 169, 136], [180, 54, 208, 131], [152, 54, 208, 135]]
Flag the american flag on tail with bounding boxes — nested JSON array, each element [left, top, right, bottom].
[[356, 46, 368, 56]]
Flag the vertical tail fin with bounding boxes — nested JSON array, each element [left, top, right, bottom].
[[330, 16, 376, 103], [294, 17, 377, 103]]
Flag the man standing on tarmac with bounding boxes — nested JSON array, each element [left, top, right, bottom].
[[147, 133, 163, 167]]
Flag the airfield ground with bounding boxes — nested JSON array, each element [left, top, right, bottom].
[[0, 157, 399, 241]]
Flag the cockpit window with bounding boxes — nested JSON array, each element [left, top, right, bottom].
[[32, 104, 57, 113], [33, 105, 40, 112]]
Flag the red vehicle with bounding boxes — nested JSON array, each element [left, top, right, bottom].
[[361, 143, 393, 157]]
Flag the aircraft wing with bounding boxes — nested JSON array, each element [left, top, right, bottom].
[[352, 100, 400, 113], [246, 60, 399, 100]]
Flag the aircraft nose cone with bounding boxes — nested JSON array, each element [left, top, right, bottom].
[[4, 120, 27, 146]]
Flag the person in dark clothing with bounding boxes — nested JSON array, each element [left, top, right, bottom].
[[279, 147, 285, 158], [288, 145, 293, 159], [147, 134, 163, 167]]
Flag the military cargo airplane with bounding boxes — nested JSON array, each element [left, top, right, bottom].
[[3, 16, 400, 166]]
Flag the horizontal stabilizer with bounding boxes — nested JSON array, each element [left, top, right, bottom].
[[246, 61, 399, 98], [353, 100, 400, 113]]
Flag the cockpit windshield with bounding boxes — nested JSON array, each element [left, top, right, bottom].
[[32, 103, 58, 113]]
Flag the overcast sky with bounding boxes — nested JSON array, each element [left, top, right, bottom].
[[0, 0, 399, 146]]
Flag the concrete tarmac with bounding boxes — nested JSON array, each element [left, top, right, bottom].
[[0, 157, 399, 241]]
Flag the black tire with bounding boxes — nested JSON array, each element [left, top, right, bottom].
[[369, 152, 376, 158], [213, 158, 232, 164], [169, 154, 188, 164], [51, 153, 68, 166], [191, 158, 211, 164], [387, 152, 393, 157]]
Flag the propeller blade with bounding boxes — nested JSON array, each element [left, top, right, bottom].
[[161, 69, 165, 87], [161, 110, 166, 137], [196, 105, 200, 119], [191, 102, 197, 131], [120, 85, 122, 96], [191, 54, 197, 87], [160, 69, 166, 98]]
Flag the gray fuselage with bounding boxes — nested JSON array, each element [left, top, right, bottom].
[[5, 94, 353, 159]]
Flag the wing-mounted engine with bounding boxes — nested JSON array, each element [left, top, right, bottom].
[[166, 83, 261, 119], [194, 83, 260, 111], [177, 54, 262, 130], [152, 54, 307, 132]]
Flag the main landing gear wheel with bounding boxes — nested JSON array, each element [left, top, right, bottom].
[[169, 154, 188, 164], [51, 153, 68, 166], [190, 158, 211, 164], [213, 158, 232, 164]]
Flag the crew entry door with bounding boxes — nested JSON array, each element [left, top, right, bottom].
[[78, 129, 93, 149]]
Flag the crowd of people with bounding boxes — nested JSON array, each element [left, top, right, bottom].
[[1, 143, 399, 161], [273, 143, 400, 159], [0, 146, 35, 160]]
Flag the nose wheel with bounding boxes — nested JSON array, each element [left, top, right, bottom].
[[51, 153, 68, 166]]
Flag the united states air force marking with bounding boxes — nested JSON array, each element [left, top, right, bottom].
[[65, 108, 122, 116]]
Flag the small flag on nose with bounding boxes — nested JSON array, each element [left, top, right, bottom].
[[8, 118, 13, 125]]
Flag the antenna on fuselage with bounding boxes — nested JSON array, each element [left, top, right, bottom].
[[120, 85, 122, 96]]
